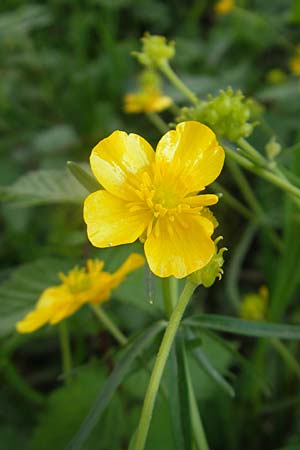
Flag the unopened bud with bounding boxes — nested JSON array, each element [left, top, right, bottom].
[[189, 237, 227, 288]]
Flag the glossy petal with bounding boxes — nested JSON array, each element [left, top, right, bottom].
[[16, 308, 52, 333], [90, 130, 155, 200], [144, 215, 215, 278], [50, 301, 81, 324], [147, 94, 172, 112], [110, 253, 145, 287], [155, 121, 225, 193], [84, 190, 151, 247]]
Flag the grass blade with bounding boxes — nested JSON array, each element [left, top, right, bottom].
[[185, 314, 300, 340], [66, 321, 165, 450]]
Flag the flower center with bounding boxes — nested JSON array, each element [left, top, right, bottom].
[[59, 268, 91, 294]]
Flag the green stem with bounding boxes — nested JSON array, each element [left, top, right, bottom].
[[133, 280, 196, 450], [212, 181, 254, 220], [226, 158, 282, 251], [225, 146, 300, 204], [58, 321, 72, 384], [237, 138, 267, 167], [145, 111, 169, 134], [90, 304, 128, 346], [159, 61, 199, 105], [162, 277, 178, 318], [226, 158, 264, 217], [0, 356, 44, 405], [270, 338, 300, 379], [186, 363, 210, 450]]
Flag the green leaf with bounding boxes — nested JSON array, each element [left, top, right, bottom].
[[176, 335, 192, 450], [0, 168, 88, 207], [28, 364, 126, 450], [0, 258, 76, 337], [186, 314, 300, 340], [166, 347, 185, 450], [200, 329, 271, 395], [188, 333, 235, 398], [66, 321, 166, 450], [274, 444, 300, 450]]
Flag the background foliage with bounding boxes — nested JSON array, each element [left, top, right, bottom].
[[1, 1, 300, 449]]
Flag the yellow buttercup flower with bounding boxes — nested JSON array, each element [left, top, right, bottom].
[[240, 285, 268, 321], [214, 0, 234, 15], [16, 254, 144, 333], [84, 121, 225, 279], [266, 68, 286, 85], [289, 55, 300, 76], [124, 88, 172, 114]]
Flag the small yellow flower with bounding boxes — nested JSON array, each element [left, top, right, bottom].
[[240, 285, 268, 321], [84, 121, 225, 279], [214, 0, 234, 15], [266, 68, 286, 85], [124, 88, 172, 114], [289, 55, 300, 76], [16, 254, 144, 333]]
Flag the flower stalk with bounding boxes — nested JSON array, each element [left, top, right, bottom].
[[58, 321, 72, 384], [90, 303, 128, 346], [162, 277, 178, 318], [159, 61, 199, 105], [133, 280, 196, 450]]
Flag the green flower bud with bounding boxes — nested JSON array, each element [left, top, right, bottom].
[[132, 33, 175, 69], [176, 88, 259, 142], [189, 237, 227, 288], [265, 136, 281, 160]]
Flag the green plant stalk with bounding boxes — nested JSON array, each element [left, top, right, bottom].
[[226, 158, 264, 217], [159, 61, 199, 105], [162, 277, 178, 318], [133, 280, 196, 450], [226, 158, 282, 251], [237, 138, 267, 167], [0, 356, 44, 405], [90, 304, 128, 346], [186, 361, 210, 450], [212, 181, 254, 220], [270, 338, 300, 379], [224, 146, 300, 203], [146, 111, 169, 134], [59, 321, 72, 384]]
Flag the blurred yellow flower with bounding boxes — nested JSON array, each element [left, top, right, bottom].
[[16, 254, 144, 333], [266, 68, 286, 85], [214, 0, 234, 15], [84, 121, 224, 278], [240, 285, 268, 321], [124, 88, 172, 114], [289, 55, 300, 76]]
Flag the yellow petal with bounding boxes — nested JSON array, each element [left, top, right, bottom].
[[156, 121, 225, 193], [50, 301, 81, 324], [123, 93, 145, 113], [16, 308, 52, 333], [110, 253, 145, 287], [90, 130, 155, 200], [36, 286, 62, 309], [147, 95, 172, 112], [84, 190, 152, 247], [144, 214, 215, 278]]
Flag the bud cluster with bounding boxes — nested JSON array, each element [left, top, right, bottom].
[[176, 88, 259, 142], [132, 33, 175, 69]]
